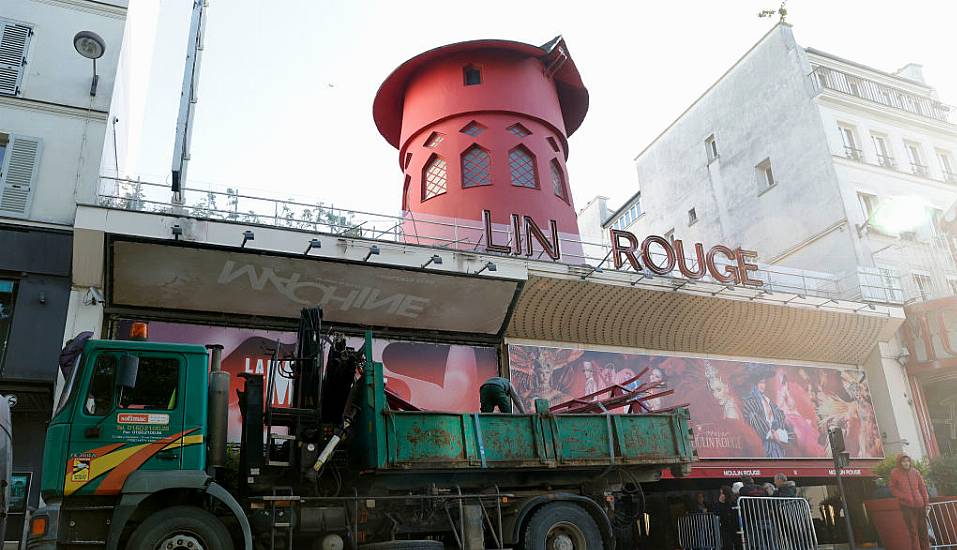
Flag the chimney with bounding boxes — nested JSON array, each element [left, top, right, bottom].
[[894, 63, 926, 85]]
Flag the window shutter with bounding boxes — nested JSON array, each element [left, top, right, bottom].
[[0, 135, 41, 216], [0, 19, 32, 96]]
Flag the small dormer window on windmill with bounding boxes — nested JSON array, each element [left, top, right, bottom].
[[464, 65, 481, 86]]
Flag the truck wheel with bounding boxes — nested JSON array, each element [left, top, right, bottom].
[[126, 505, 234, 550], [524, 503, 604, 550], [359, 541, 443, 550]]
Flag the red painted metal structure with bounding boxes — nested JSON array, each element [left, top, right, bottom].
[[373, 37, 589, 246]]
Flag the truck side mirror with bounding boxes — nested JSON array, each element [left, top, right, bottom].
[[116, 354, 139, 389]]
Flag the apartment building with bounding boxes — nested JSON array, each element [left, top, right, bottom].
[[588, 24, 957, 462], [0, 0, 126, 534]]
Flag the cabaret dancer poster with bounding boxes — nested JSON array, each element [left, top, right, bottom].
[[507, 343, 884, 459]]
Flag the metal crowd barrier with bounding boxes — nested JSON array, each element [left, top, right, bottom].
[[678, 512, 722, 550], [930, 499, 957, 549], [737, 496, 817, 550]]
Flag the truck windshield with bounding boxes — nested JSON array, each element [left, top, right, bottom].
[[53, 354, 83, 417]]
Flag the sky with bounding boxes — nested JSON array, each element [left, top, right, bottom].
[[120, 0, 957, 217]]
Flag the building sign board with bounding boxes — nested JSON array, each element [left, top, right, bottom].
[[119, 321, 498, 442], [508, 343, 884, 459], [111, 241, 519, 335]]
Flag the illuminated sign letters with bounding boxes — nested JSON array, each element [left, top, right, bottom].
[[610, 229, 763, 287]]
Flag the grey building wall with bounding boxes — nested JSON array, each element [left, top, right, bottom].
[[632, 25, 856, 276], [0, 225, 71, 536], [0, 225, 71, 382]]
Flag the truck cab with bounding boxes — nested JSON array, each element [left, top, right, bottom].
[[29, 336, 248, 550]]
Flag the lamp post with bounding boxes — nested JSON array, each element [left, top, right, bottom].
[[73, 31, 106, 96]]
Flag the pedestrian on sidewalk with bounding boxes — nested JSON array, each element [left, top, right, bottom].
[[693, 491, 710, 513], [889, 453, 930, 550], [773, 473, 796, 497], [716, 485, 741, 550]]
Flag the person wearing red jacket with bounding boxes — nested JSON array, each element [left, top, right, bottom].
[[889, 454, 930, 550]]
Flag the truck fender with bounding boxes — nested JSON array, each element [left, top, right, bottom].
[[206, 481, 253, 550], [106, 471, 252, 550], [511, 493, 615, 550]]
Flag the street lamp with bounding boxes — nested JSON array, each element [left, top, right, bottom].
[[73, 31, 106, 96]]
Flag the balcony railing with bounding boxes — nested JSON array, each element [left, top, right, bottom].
[[844, 146, 864, 162], [877, 154, 896, 169], [811, 65, 954, 124], [94, 175, 912, 304], [911, 163, 930, 177]]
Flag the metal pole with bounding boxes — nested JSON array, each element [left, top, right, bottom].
[[833, 464, 857, 550], [171, 0, 207, 205]]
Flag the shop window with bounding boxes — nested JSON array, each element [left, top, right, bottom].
[[550, 159, 567, 200], [507, 123, 531, 138], [0, 279, 15, 372], [422, 154, 448, 200], [462, 145, 491, 188], [509, 145, 538, 189], [460, 121, 486, 137], [424, 132, 445, 148], [463, 65, 481, 86]]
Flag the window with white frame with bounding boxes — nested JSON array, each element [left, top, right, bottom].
[[905, 141, 927, 176], [938, 150, 956, 183], [948, 278, 957, 296], [912, 272, 935, 301], [871, 134, 894, 168], [0, 19, 32, 96], [858, 192, 880, 222], [0, 132, 41, 217], [688, 207, 697, 225], [705, 135, 718, 163], [664, 229, 675, 243], [614, 201, 642, 230], [839, 125, 862, 161], [756, 158, 775, 189]]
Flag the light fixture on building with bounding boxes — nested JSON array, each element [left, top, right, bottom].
[[580, 263, 604, 280], [241, 230, 255, 248], [304, 238, 322, 255], [474, 261, 497, 275], [86, 287, 105, 305], [363, 245, 380, 262], [171, 225, 183, 241], [73, 31, 106, 96], [421, 254, 443, 268]]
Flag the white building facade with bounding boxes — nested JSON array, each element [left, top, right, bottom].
[[0, 0, 125, 536], [593, 24, 957, 462]]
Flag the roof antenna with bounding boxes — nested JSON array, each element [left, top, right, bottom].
[[758, 0, 788, 23]]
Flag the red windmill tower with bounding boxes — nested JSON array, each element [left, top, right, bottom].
[[373, 36, 589, 260]]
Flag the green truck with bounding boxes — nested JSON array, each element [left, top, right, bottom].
[[26, 309, 695, 550]]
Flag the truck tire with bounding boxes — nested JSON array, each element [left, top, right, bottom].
[[126, 505, 234, 550], [359, 541, 443, 550], [523, 502, 604, 550]]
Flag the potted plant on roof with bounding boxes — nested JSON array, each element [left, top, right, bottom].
[[863, 455, 929, 550]]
